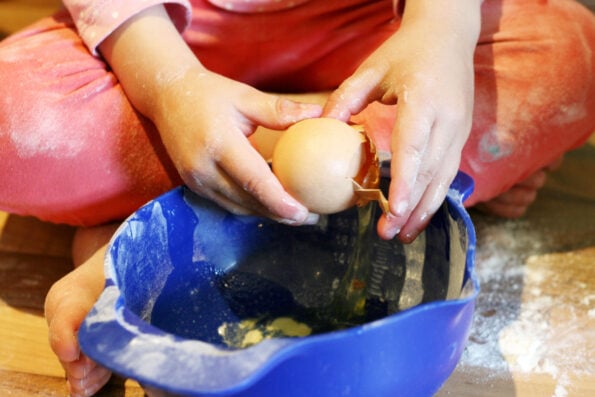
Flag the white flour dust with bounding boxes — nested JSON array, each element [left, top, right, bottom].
[[459, 218, 594, 396]]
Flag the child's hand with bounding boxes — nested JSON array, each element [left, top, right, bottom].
[[99, 5, 321, 225], [153, 68, 322, 223], [323, 0, 482, 242]]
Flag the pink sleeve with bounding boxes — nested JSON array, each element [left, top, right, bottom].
[[63, 0, 192, 55]]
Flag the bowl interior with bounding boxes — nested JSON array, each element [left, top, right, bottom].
[[109, 185, 469, 348]]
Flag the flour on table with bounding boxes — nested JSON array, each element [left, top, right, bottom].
[[459, 218, 594, 396]]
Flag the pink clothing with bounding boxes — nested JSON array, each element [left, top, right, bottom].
[[63, 0, 399, 55], [63, 0, 192, 55], [206, 0, 315, 13], [0, 0, 594, 226]]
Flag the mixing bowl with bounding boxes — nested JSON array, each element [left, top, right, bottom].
[[79, 172, 478, 397]]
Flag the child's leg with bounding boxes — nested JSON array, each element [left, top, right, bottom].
[[45, 223, 120, 396], [353, 0, 595, 207], [461, 0, 595, 206], [0, 9, 181, 227]]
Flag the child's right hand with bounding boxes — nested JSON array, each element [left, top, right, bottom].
[[99, 5, 322, 225], [152, 67, 322, 223]]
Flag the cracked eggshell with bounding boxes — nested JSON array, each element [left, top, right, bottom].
[[272, 118, 367, 214]]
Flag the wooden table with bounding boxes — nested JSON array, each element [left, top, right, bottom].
[[0, 212, 144, 396], [437, 139, 595, 397]]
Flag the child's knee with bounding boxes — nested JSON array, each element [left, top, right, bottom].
[[464, 1, 595, 204], [0, 21, 180, 226]]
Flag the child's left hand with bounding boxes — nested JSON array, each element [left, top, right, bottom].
[[323, 0, 482, 242]]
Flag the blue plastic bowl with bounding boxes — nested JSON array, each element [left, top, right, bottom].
[[79, 172, 478, 397]]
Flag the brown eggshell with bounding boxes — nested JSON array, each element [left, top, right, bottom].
[[272, 118, 367, 214]]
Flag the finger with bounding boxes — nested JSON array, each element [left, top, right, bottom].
[[45, 263, 104, 363], [181, 138, 267, 213], [322, 67, 386, 121], [185, 133, 315, 225], [68, 371, 113, 397], [386, 98, 434, 221], [377, 148, 457, 242], [218, 140, 315, 224], [398, 159, 459, 243], [397, 116, 465, 234], [381, 99, 467, 241], [46, 293, 89, 363], [188, 173, 319, 225], [240, 90, 323, 130], [67, 355, 112, 397], [186, 162, 261, 215], [203, 188, 259, 216]]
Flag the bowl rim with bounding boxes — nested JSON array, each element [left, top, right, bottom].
[[78, 172, 479, 395]]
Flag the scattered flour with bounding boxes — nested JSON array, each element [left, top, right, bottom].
[[8, 108, 86, 158], [458, 218, 594, 396]]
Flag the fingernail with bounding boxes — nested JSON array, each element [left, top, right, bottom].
[[395, 200, 408, 216], [303, 213, 320, 225], [384, 214, 401, 238], [401, 231, 418, 244], [279, 210, 308, 225], [387, 226, 400, 238], [280, 212, 317, 226]]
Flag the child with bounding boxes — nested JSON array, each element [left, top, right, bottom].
[[1, 0, 593, 395]]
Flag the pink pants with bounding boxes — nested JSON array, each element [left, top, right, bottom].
[[0, 0, 594, 226]]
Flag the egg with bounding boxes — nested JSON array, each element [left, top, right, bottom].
[[272, 117, 379, 214]]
